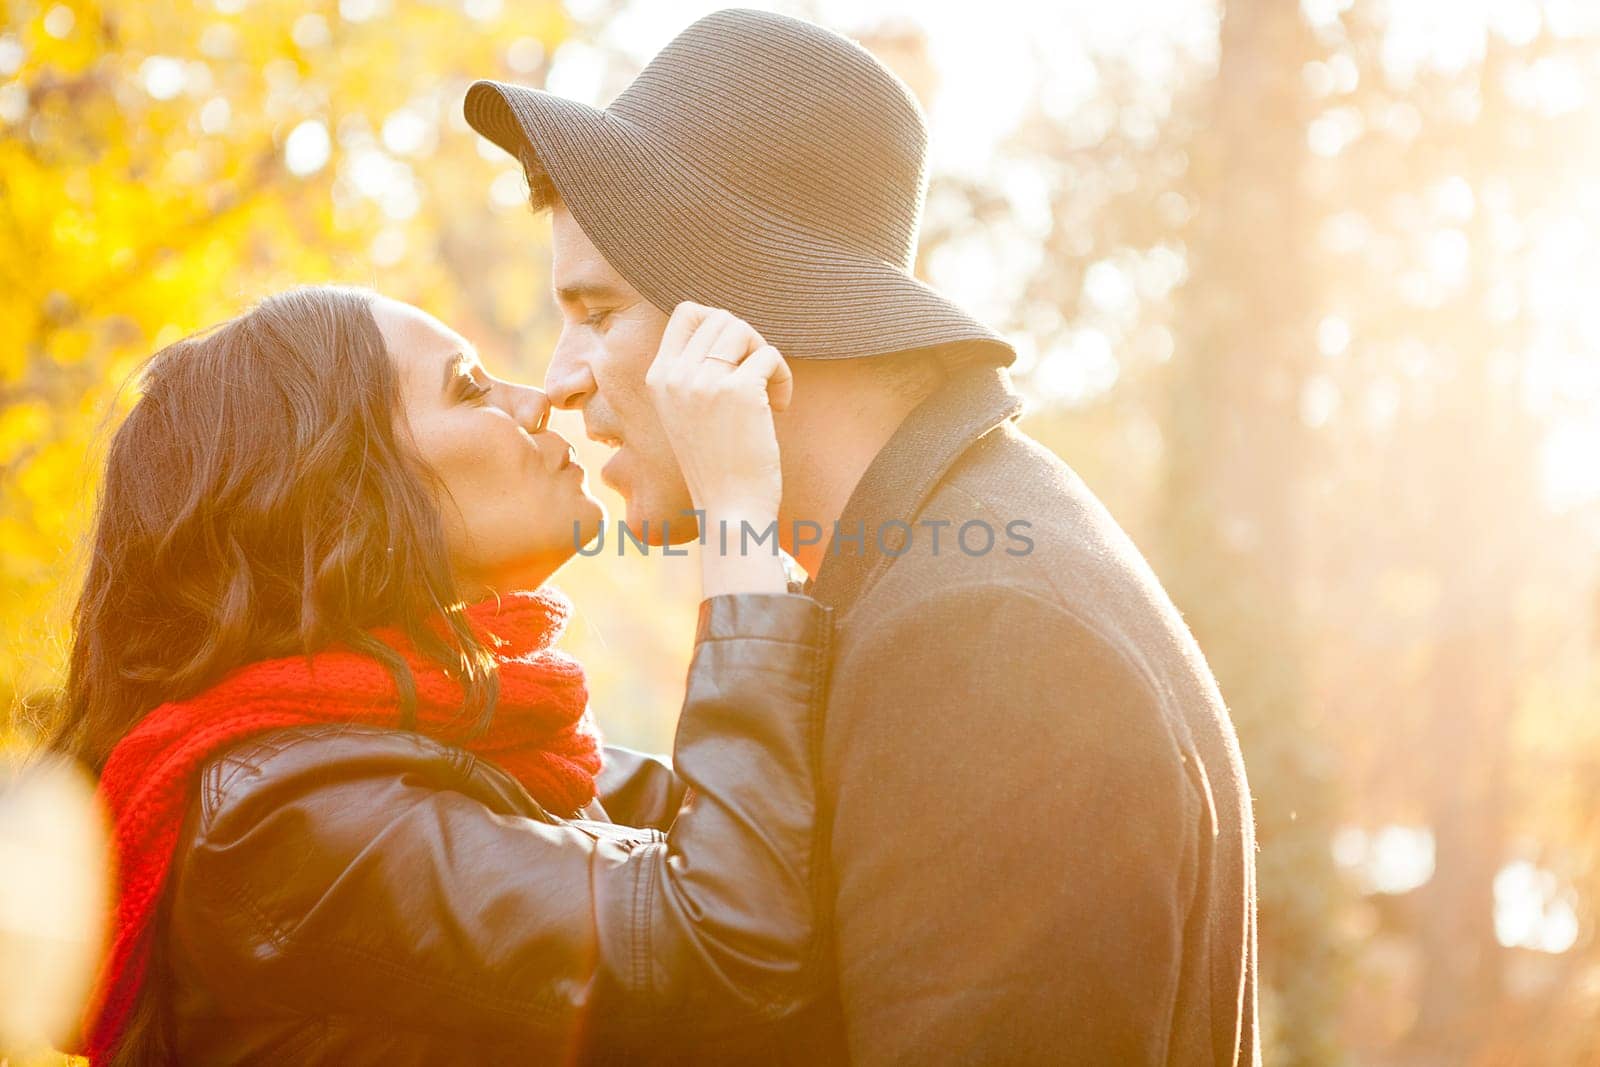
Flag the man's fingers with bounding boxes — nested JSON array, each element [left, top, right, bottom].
[[735, 344, 794, 412]]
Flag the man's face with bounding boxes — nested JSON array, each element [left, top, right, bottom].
[[545, 203, 695, 544]]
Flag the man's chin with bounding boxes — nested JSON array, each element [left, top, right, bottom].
[[621, 504, 700, 546]]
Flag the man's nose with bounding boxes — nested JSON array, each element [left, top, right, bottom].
[[545, 330, 596, 410]]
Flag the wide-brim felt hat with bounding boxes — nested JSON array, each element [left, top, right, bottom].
[[464, 7, 1014, 366]]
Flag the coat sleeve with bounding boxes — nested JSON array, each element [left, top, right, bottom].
[[170, 593, 829, 1051], [824, 582, 1204, 1066]]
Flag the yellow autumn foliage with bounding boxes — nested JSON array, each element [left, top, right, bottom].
[[1, 0, 700, 753]]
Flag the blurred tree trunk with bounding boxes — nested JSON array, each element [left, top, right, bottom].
[[1413, 441, 1512, 1050], [1407, 41, 1528, 1051], [1160, 2, 1343, 1062]]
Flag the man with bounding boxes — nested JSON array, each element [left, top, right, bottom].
[[466, 9, 1258, 1065]]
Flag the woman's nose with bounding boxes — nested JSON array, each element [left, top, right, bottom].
[[496, 382, 550, 434]]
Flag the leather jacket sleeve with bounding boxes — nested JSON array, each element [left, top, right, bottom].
[[594, 745, 687, 830], [168, 593, 830, 1051]]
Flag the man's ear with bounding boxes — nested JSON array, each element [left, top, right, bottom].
[[861, 349, 945, 403], [518, 147, 560, 214]]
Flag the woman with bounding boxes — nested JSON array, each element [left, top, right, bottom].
[[50, 286, 827, 1064]]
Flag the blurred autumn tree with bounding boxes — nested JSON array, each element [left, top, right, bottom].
[[0, 0, 705, 754], [1297, 5, 1600, 1061], [903, 1, 1600, 1064], [1161, 2, 1345, 1061], [910, 4, 1344, 1058]]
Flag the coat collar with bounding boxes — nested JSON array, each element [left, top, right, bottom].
[[808, 362, 1024, 612]]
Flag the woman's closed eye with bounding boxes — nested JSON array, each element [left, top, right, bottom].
[[583, 308, 613, 330], [454, 373, 492, 403]]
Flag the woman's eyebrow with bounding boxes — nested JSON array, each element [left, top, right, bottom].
[[440, 351, 470, 395]]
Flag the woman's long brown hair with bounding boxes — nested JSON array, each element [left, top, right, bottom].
[[48, 285, 500, 774]]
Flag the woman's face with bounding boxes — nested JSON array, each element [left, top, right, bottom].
[[373, 297, 602, 593]]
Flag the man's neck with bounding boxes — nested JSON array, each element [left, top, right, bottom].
[[776, 386, 923, 580], [778, 452, 869, 580]]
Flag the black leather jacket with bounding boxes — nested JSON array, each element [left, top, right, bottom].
[[158, 593, 830, 1065]]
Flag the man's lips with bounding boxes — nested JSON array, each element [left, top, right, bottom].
[[574, 429, 621, 486], [598, 446, 627, 490]]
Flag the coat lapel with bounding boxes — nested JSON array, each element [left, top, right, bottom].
[[810, 363, 1024, 613]]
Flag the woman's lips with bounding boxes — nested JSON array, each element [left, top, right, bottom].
[[535, 431, 582, 475]]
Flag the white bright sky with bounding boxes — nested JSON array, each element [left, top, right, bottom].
[[560, 0, 1215, 167]]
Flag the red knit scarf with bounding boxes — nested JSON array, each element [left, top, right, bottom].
[[82, 589, 599, 1062]]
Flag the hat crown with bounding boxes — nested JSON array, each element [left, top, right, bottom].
[[608, 8, 929, 269]]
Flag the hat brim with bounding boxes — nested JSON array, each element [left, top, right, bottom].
[[465, 79, 1014, 365]]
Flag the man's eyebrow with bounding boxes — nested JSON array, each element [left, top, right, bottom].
[[555, 282, 625, 303]]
